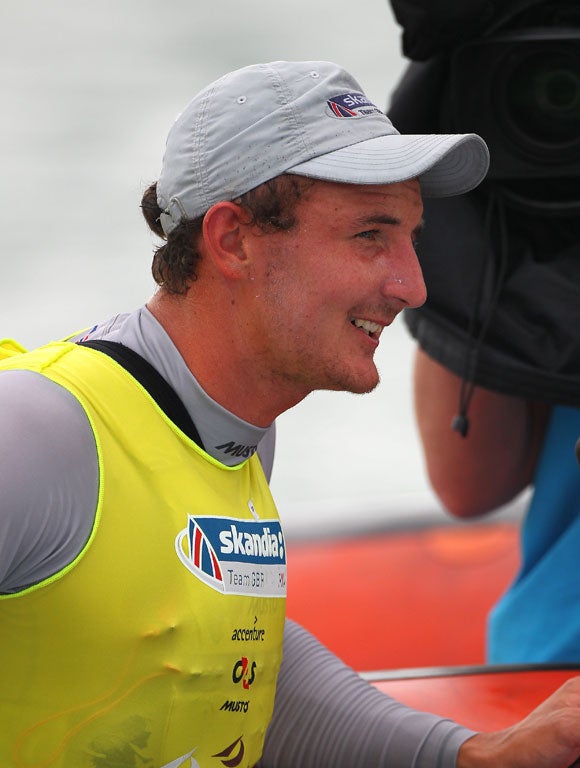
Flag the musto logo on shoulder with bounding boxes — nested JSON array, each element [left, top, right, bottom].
[[327, 92, 382, 118], [176, 515, 286, 597]]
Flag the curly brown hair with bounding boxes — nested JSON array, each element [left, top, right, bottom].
[[141, 175, 314, 295]]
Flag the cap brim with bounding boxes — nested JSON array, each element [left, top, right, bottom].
[[287, 133, 489, 197]]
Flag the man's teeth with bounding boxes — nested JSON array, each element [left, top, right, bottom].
[[352, 318, 382, 336]]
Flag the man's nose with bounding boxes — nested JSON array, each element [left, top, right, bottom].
[[380, 248, 427, 309]]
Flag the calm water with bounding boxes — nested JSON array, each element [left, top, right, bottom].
[[0, 0, 454, 535]]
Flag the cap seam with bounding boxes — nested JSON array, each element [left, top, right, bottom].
[[193, 80, 219, 217], [265, 63, 312, 162]]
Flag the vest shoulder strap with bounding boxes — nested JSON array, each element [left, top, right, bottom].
[[77, 339, 204, 449]]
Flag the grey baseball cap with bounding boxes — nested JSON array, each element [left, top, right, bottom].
[[157, 60, 489, 235]]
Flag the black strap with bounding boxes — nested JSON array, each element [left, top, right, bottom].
[[77, 339, 204, 448]]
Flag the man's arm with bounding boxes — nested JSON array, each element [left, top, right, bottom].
[[260, 619, 473, 768], [262, 620, 580, 768], [413, 348, 551, 517]]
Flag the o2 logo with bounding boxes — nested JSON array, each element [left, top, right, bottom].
[[232, 657, 256, 690]]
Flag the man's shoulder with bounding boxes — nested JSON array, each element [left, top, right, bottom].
[[0, 368, 99, 594]]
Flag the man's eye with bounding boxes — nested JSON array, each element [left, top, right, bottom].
[[355, 230, 379, 240]]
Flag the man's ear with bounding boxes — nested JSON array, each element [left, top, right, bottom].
[[202, 201, 251, 279]]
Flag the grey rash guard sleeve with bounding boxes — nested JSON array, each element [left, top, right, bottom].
[[259, 620, 473, 768], [0, 370, 99, 593]]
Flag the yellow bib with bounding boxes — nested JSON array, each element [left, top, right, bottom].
[[0, 342, 286, 768]]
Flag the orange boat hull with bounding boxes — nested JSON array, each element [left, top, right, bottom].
[[368, 666, 580, 731], [286, 521, 519, 671], [286, 521, 580, 728], [287, 522, 580, 731]]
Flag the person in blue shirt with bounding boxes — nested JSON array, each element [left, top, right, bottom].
[[388, 0, 580, 664]]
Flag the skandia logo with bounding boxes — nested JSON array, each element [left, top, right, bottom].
[[219, 524, 283, 559], [327, 92, 382, 118], [176, 515, 286, 597]]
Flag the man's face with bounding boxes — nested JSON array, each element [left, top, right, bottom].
[[240, 178, 426, 401]]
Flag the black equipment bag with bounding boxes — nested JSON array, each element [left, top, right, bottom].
[[388, 0, 580, 408]]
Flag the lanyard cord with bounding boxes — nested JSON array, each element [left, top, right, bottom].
[[452, 188, 510, 437]]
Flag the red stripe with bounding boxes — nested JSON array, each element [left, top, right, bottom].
[[194, 527, 203, 567], [211, 549, 223, 581]]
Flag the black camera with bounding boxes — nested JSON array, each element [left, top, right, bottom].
[[441, 27, 580, 181], [390, 1, 580, 405]]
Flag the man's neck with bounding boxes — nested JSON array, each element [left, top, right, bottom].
[[146, 293, 308, 426]]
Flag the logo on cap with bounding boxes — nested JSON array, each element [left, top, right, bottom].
[[327, 92, 382, 118]]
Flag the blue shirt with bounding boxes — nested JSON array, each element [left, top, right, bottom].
[[488, 405, 580, 663]]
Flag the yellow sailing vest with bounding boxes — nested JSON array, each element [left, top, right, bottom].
[[0, 341, 287, 768]]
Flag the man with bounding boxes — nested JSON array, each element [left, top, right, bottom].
[[1, 59, 580, 768]]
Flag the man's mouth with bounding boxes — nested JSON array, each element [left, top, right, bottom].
[[350, 318, 383, 341]]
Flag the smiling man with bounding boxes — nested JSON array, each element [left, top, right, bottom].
[[2, 59, 580, 768]]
